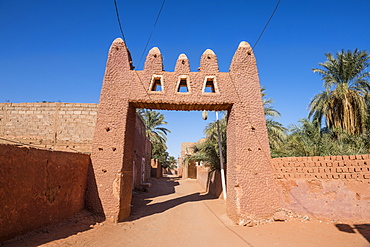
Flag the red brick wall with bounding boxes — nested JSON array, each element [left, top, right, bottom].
[[271, 155, 370, 222], [0, 144, 90, 242]]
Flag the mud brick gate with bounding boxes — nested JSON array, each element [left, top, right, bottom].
[[90, 38, 279, 223]]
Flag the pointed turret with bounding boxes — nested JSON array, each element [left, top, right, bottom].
[[174, 53, 190, 73], [144, 47, 164, 72], [106, 38, 133, 71], [199, 49, 218, 73], [229, 41, 254, 72]]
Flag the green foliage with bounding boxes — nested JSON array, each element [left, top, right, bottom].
[[189, 113, 227, 171], [137, 109, 172, 166], [309, 49, 370, 135], [273, 49, 370, 158], [262, 87, 287, 156], [273, 118, 370, 157]]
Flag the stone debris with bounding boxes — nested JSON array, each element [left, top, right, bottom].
[[273, 211, 287, 221]]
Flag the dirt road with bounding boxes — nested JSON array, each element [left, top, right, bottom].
[[3, 175, 370, 247]]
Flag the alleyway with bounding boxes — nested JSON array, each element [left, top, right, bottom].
[[3, 175, 369, 247]]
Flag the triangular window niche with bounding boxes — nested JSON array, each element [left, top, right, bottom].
[[177, 78, 189, 93], [150, 76, 163, 92], [203, 77, 216, 93]]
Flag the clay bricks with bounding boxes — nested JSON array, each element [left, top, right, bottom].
[[271, 154, 370, 181], [0, 103, 98, 153]]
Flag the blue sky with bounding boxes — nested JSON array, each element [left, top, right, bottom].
[[1, 0, 370, 158]]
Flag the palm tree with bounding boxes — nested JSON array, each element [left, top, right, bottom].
[[261, 87, 287, 154], [189, 113, 227, 171], [137, 109, 171, 149], [167, 156, 177, 169], [309, 49, 370, 135]]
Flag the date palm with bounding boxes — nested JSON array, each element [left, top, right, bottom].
[[309, 49, 370, 135], [137, 109, 170, 149], [262, 87, 287, 152]]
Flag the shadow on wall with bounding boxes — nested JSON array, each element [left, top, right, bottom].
[[85, 162, 105, 217], [335, 224, 370, 244], [207, 169, 223, 198]]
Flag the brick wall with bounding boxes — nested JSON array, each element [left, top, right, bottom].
[[0, 103, 97, 153], [271, 155, 370, 222], [272, 155, 370, 180], [0, 144, 90, 242]]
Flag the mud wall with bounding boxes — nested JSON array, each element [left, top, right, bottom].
[[271, 155, 370, 222], [0, 144, 90, 242], [133, 114, 152, 188], [0, 103, 98, 153], [197, 166, 223, 198]]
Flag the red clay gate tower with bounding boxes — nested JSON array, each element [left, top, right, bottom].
[[90, 38, 280, 223]]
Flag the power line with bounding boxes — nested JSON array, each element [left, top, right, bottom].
[[253, 0, 281, 49], [138, 0, 166, 69], [113, 0, 126, 43]]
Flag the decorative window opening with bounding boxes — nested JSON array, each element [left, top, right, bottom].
[[204, 78, 216, 93], [150, 77, 162, 91], [177, 79, 189, 93]]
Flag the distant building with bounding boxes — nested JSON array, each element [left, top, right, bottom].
[[178, 138, 205, 179]]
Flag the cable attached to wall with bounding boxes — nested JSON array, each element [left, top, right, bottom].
[[252, 0, 281, 49], [113, 0, 127, 44], [138, 0, 166, 69]]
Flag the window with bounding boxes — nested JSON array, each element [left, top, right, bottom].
[[203, 77, 216, 93], [150, 76, 163, 92], [177, 78, 189, 93]]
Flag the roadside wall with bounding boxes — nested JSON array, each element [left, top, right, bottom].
[[133, 114, 152, 188], [0, 144, 90, 242], [197, 166, 223, 198], [0, 103, 97, 153], [271, 155, 370, 222]]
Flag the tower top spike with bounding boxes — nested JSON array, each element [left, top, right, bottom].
[[178, 53, 188, 59], [144, 47, 163, 71], [203, 49, 215, 55], [148, 47, 161, 55], [238, 41, 251, 48]]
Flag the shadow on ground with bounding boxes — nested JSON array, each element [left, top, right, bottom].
[[1, 210, 104, 247], [335, 223, 370, 243], [1, 175, 210, 246], [127, 176, 217, 221]]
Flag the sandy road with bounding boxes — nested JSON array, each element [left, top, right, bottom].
[[3, 175, 369, 247]]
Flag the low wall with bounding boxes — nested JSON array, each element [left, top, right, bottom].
[[0, 144, 90, 242], [197, 166, 223, 198], [271, 155, 370, 222], [151, 159, 163, 179]]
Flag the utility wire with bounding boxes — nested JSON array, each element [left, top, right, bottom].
[[253, 0, 281, 49], [113, 0, 127, 43], [138, 0, 166, 69]]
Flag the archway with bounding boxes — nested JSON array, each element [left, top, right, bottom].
[[90, 38, 279, 223]]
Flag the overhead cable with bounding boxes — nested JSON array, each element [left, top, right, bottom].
[[113, 0, 127, 43], [138, 0, 166, 69], [253, 0, 281, 49]]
